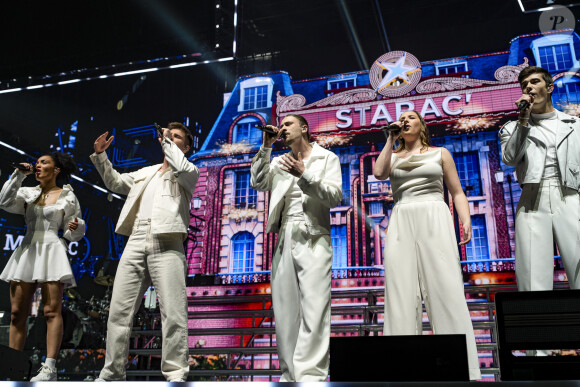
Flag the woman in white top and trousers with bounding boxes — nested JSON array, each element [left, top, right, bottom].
[[0, 152, 85, 381], [373, 110, 481, 380]]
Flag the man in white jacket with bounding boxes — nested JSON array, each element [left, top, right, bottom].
[[90, 122, 199, 381], [251, 114, 342, 381], [499, 66, 580, 291]]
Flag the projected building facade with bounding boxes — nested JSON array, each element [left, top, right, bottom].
[[186, 30, 580, 287]]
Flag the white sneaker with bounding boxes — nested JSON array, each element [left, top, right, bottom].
[[168, 379, 186, 382], [30, 363, 57, 381], [94, 377, 109, 382]]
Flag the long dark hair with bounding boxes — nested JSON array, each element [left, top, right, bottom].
[[45, 152, 77, 186]]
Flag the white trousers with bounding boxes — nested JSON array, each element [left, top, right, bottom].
[[515, 180, 580, 291], [383, 200, 481, 381], [271, 220, 332, 382], [99, 219, 189, 381]]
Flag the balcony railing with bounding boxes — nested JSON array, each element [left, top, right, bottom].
[[331, 266, 383, 279], [219, 266, 384, 284], [220, 271, 271, 284], [461, 256, 563, 273]]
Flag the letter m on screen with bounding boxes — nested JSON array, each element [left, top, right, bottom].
[[4, 234, 24, 251]]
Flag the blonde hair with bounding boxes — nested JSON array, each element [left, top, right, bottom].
[[394, 110, 431, 153]]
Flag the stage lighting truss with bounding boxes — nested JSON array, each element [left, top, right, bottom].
[[517, 0, 580, 13], [0, 0, 239, 94]]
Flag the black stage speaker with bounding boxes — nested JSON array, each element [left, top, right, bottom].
[[0, 345, 31, 380], [330, 334, 469, 381], [495, 289, 580, 380], [187, 274, 221, 286]]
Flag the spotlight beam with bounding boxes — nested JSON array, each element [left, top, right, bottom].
[[336, 0, 369, 70]]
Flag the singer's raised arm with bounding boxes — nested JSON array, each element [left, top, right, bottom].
[[250, 146, 274, 192], [160, 136, 199, 197], [89, 151, 138, 195], [0, 170, 28, 215]]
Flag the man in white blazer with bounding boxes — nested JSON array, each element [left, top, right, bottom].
[[90, 122, 199, 381], [500, 66, 580, 291], [251, 114, 342, 381]]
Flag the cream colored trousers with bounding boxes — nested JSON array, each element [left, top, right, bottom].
[[99, 219, 189, 381], [515, 179, 580, 291], [383, 200, 481, 381], [271, 219, 332, 382]]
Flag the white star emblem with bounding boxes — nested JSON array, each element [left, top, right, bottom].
[[374, 53, 421, 92]]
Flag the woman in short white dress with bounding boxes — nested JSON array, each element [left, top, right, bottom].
[[373, 111, 481, 380], [0, 152, 85, 381]]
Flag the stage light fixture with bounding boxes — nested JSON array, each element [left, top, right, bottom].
[[1, 1, 239, 93], [58, 79, 80, 85]]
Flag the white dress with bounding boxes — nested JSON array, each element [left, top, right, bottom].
[[383, 148, 481, 380], [0, 170, 85, 288]]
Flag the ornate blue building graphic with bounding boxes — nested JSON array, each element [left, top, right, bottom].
[[186, 30, 580, 288]]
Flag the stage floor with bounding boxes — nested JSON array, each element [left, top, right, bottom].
[[2, 381, 580, 386]]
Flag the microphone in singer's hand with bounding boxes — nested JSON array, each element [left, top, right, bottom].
[[10, 162, 31, 172], [154, 122, 164, 137], [254, 125, 276, 134], [380, 124, 402, 132], [380, 124, 401, 141], [517, 100, 530, 111]]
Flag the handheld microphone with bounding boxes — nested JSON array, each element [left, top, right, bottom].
[[11, 162, 31, 172], [154, 122, 164, 137], [517, 100, 530, 111], [380, 124, 402, 132], [254, 124, 276, 135], [379, 124, 401, 141]]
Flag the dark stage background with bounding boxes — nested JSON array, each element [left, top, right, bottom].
[[0, 63, 233, 310]]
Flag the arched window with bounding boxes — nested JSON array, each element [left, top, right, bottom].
[[553, 76, 580, 107], [233, 117, 262, 144], [232, 232, 255, 273]]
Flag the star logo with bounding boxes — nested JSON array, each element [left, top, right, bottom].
[[374, 53, 421, 92], [369, 51, 422, 98]]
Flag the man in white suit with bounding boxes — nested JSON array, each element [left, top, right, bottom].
[[90, 122, 199, 381], [251, 114, 342, 381], [500, 66, 580, 291]]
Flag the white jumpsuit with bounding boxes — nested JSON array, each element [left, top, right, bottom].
[[382, 149, 481, 380]]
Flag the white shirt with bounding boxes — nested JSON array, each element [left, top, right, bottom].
[[137, 170, 163, 219], [283, 179, 303, 218], [531, 110, 559, 180], [281, 156, 310, 220]]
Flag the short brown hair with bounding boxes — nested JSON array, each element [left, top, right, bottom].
[[168, 122, 194, 151], [518, 66, 554, 96], [284, 114, 311, 141]]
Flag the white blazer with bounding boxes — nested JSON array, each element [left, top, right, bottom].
[[500, 110, 580, 190], [90, 137, 199, 238], [251, 142, 342, 235]]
